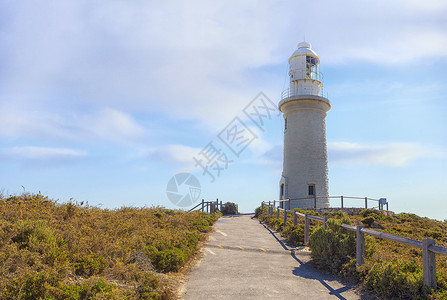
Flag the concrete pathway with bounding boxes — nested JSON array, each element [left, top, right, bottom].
[[181, 214, 361, 300]]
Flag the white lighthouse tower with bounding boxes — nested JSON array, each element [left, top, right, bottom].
[[279, 42, 330, 209]]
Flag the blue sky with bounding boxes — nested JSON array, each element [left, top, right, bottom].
[[1, 0, 446, 220]]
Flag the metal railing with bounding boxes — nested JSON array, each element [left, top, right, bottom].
[[260, 201, 447, 289], [273, 196, 388, 211], [281, 86, 327, 100]]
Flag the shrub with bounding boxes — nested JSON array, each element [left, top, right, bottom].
[[74, 254, 109, 276], [151, 248, 188, 273], [360, 209, 380, 219], [221, 202, 237, 215], [324, 210, 346, 219], [288, 227, 304, 246], [309, 222, 355, 273], [364, 260, 425, 299], [361, 216, 375, 227]]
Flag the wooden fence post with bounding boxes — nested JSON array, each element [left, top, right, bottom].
[[276, 208, 280, 219], [365, 197, 368, 209], [304, 214, 310, 245], [422, 238, 437, 289], [289, 199, 291, 210], [293, 213, 297, 226], [341, 196, 344, 208], [201, 199, 204, 212], [356, 225, 365, 266], [273, 200, 276, 208], [283, 210, 287, 226]]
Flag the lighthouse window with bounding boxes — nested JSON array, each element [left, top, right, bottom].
[[308, 184, 315, 196], [306, 56, 318, 80], [284, 118, 287, 130]]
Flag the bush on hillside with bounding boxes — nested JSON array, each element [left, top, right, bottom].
[[308, 220, 356, 273]]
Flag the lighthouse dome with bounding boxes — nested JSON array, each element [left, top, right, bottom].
[[289, 41, 320, 63]]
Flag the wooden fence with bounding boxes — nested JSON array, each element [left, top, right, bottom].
[[261, 201, 447, 289], [188, 199, 222, 213]]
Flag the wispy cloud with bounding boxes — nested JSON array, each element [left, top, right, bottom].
[[2, 146, 86, 160], [79, 108, 146, 143], [0, 105, 147, 144], [141, 144, 201, 170], [329, 142, 445, 166]]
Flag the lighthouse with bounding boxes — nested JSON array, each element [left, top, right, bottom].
[[279, 42, 330, 209]]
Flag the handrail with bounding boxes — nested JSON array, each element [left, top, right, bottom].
[[187, 199, 223, 213], [281, 87, 326, 100], [187, 202, 204, 213], [266, 195, 387, 210], [429, 245, 447, 255], [361, 228, 423, 248], [341, 224, 356, 231]]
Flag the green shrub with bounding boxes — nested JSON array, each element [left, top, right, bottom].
[[309, 222, 356, 273], [288, 227, 304, 246], [74, 254, 109, 276], [324, 210, 346, 219], [151, 248, 188, 272], [136, 273, 161, 299], [361, 216, 375, 227], [9, 271, 60, 300], [360, 209, 380, 219], [192, 219, 211, 233], [221, 202, 237, 215], [364, 260, 425, 299], [254, 206, 267, 218], [12, 220, 61, 253]]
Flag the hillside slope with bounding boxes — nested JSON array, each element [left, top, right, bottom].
[[0, 193, 220, 299]]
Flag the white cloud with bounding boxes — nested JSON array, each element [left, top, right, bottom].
[[329, 142, 445, 166], [0, 104, 146, 144], [142, 144, 202, 170], [79, 108, 146, 143], [2, 146, 86, 160], [0, 107, 75, 140]]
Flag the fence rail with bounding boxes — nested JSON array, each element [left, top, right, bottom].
[[187, 199, 222, 213], [273, 195, 389, 211], [261, 201, 447, 289]]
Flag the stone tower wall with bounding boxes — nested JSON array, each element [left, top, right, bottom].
[[282, 106, 329, 208]]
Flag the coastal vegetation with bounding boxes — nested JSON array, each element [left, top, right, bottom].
[[0, 193, 220, 299], [255, 206, 447, 299]]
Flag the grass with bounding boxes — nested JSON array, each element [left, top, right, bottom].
[[255, 206, 447, 299], [0, 193, 221, 299]]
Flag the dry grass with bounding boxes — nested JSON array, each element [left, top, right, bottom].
[[0, 193, 220, 299]]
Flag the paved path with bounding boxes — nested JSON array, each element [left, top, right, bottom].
[[181, 214, 361, 300]]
